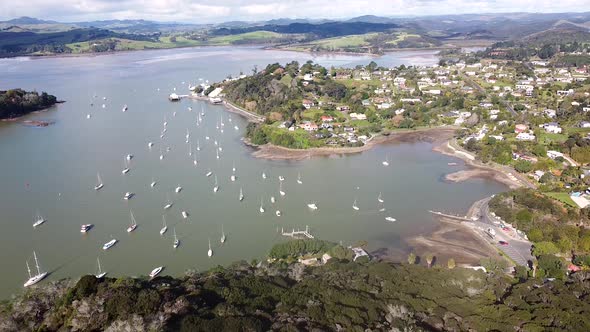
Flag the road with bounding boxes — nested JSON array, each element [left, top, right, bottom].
[[468, 196, 534, 267], [462, 75, 518, 117]]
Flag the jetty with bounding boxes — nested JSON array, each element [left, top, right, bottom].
[[428, 210, 473, 222], [281, 225, 314, 239]]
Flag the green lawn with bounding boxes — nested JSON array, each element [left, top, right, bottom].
[[307, 33, 376, 49], [544, 192, 577, 208], [538, 132, 568, 144], [385, 32, 420, 45], [208, 31, 287, 44]]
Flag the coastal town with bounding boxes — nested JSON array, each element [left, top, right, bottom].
[[185, 43, 590, 277]]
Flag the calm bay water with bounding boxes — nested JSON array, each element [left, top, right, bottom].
[[0, 46, 505, 298]]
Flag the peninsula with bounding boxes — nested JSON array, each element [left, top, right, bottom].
[[0, 89, 58, 120]]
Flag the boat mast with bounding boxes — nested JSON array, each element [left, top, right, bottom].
[[97, 258, 102, 274], [26, 260, 32, 279], [33, 251, 41, 275]]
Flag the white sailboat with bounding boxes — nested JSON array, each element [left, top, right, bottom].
[[164, 194, 173, 210], [95, 257, 107, 278], [352, 199, 359, 211], [213, 175, 219, 193], [307, 202, 318, 210], [196, 140, 201, 151], [94, 172, 104, 190], [382, 155, 390, 166], [185, 129, 190, 140], [239, 187, 244, 201], [33, 213, 46, 228], [175, 186, 182, 193], [270, 196, 276, 204], [159, 148, 164, 161], [173, 228, 180, 249], [385, 217, 397, 222], [188, 142, 192, 155], [278, 176, 285, 182], [102, 238, 118, 250], [127, 210, 138, 233], [220, 225, 226, 244], [262, 171, 266, 179], [160, 216, 168, 235], [279, 182, 286, 196], [207, 238, 213, 257], [276, 210, 282, 217], [193, 152, 198, 166], [121, 158, 129, 174], [259, 198, 265, 213], [206, 169, 212, 177], [148, 142, 154, 148], [216, 149, 220, 159], [378, 193, 384, 203], [24, 251, 48, 287], [123, 192, 134, 200], [149, 266, 163, 278], [126, 154, 133, 161], [182, 211, 188, 219], [297, 173, 303, 184], [151, 178, 157, 188], [232, 162, 236, 173]]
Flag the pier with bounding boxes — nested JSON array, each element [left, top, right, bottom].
[[281, 225, 314, 239], [428, 210, 473, 222]]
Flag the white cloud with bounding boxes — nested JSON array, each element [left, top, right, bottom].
[[0, 0, 588, 23]]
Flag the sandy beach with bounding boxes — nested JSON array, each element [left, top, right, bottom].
[[405, 216, 503, 265]]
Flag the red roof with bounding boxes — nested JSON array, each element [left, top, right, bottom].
[[568, 264, 581, 272]]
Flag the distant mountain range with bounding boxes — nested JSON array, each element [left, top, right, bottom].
[[0, 12, 589, 57]]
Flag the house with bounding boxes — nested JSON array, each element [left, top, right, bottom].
[[557, 89, 574, 97], [541, 122, 562, 134], [547, 150, 564, 159], [395, 109, 406, 115], [349, 113, 367, 120], [361, 99, 371, 106], [303, 73, 313, 81], [377, 103, 391, 110], [300, 121, 318, 131], [336, 105, 350, 112], [533, 170, 545, 181], [320, 115, 333, 122], [302, 99, 315, 109], [543, 109, 557, 118], [580, 121, 590, 128], [516, 132, 536, 141], [515, 124, 528, 133]]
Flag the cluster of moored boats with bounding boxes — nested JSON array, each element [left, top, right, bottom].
[[24, 88, 398, 288]]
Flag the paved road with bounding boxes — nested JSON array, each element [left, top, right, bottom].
[[469, 197, 534, 267]]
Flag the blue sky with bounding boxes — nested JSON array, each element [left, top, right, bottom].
[[1, 0, 589, 23]]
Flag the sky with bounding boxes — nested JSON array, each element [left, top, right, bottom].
[[1, 0, 589, 23]]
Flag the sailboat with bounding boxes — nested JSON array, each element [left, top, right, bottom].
[[122, 158, 130, 174], [188, 142, 192, 155], [173, 228, 180, 249], [216, 150, 220, 159], [220, 225, 226, 244], [378, 193, 384, 203], [206, 169, 212, 177], [276, 210, 282, 217], [279, 182, 286, 196], [33, 213, 46, 228], [126, 154, 133, 161], [270, 196, 276, 204], [127, 210, 138, 232], [151, 178, 157, 188], [159, 148, 164, 161], [196, 140, 201, 151], [102, 238, 118, 250], [175, 186, 182, 193], [123, 192, 134, 200], [160, 216, 168, 235], [352, 199, 359, 211], [185, 129, 190, 140], [385, 217, 397, 222], [262, 171, 266, 179], [239, 187, 244, 201], [259, 198, 265, 213], [181, 211, 188, 219], [213, 176, 219, 193], [382, 156, 390, 166], [207, 238, 213, 257], [193, 152, 198, 166], [149, 266, 163, 278], [148, 142, 154, 148], [95, 257, 107, 278], [94, 172, 104, 190], [278, 176, 285, 182], [164, 194, 173, 210], [230, 170, 236, 182], [232, 163, 236, 173], [297, 173, 303, 184], [24, 251, 48, 287], [307, 202, 318, 210]]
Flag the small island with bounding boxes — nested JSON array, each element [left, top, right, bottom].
[[0, 89, 59, 120]]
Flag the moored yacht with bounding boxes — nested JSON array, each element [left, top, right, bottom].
[[33, 213, 46, 228], [127, 211, 138, 233], [95, 257, 107, 278], [181, 211, 189, 219], [149, 266, 163, 278], [80, 224, 93, 233], [160, 216, 168, 235], [94, 172, 104, 190], [385, 217, 396, 222], [24, 251, 47, 287], [307, 203, 318, 210], [207, 239, 213, 257], [123, 192, 134, 200], [102, 239, 118, 250]]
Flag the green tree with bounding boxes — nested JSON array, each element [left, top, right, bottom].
[[514, 160, 533, 173], [532, 241, 560, 257]]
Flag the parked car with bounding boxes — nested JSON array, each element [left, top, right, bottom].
[[499, 240, 509, 246]]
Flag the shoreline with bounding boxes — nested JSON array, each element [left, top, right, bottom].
[[249, 126, 457, 160]]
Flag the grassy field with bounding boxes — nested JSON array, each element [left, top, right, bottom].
[[207, 31, 289, 44], [544, 192, 577, 208], [385, 32, 420, 45], [306, 33, 377, 49], [538, 132, 568, 144]]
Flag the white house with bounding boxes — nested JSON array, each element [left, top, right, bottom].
[[547, 150, 564, 159], [541, 122, 562, 134], [516, 132, 536, 141]]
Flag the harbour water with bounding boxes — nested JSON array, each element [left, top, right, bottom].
[[0, 46, 505, 298]]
